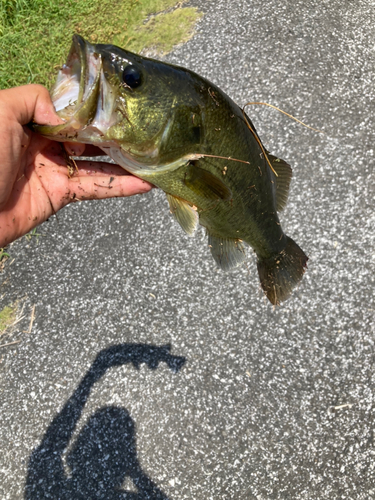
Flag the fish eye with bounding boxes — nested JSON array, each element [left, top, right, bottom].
[[122, 65, 142, 88]]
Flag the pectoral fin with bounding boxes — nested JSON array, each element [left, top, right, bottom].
[[207, 232, 247, 271], [184, 163, 232, 200], [166, 194, 199, 236]]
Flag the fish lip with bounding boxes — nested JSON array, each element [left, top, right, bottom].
[[71, 34, 87, 106], [49, 35, 85, 116], [49, 35, 102, 128]]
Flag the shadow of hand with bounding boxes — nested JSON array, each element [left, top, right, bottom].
[[91, 343, 185, 378]]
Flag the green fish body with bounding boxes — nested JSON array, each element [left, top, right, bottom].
[[35, 35, 307, 304]]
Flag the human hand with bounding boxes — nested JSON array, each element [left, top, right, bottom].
[[0, 84, 153, 247]]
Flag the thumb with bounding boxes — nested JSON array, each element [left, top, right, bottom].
[[0, 84, 64, 126]]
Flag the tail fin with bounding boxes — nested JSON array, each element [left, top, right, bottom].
[[257, 236, 308, 305]]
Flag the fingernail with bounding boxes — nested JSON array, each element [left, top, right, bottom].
[[65, 143, 85, 156]]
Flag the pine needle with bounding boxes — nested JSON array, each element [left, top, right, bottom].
[[241, 111, 279, 177], [0, 340, 21, 348], [243, 102, 324, 134]]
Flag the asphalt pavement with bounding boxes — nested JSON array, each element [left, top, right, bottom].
[[1, 0, 374, 498]]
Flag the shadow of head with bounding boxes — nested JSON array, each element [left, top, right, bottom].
[[67, 406, 136, 492]]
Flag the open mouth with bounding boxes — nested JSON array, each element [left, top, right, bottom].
[[50, 35, 102, 125], [34, 34, 120, 143]]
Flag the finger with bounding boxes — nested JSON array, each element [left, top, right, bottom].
[[65, 143, 110, 157], [64, 143, 109, 157], [67, 171, 153, 200], [82, 145, 109, 156], [0, 84, 64, 126], [41, 141, 137, 178], [72, 159, 133, 177], [64, 143, 86, 156]]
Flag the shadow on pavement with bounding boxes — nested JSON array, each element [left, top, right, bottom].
[[25, 343, 186, 499]]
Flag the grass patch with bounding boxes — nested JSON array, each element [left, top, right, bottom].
[[0, 247, 10, 260], [129, 7, 203, 56], [25, 227, 43, 244], [0, 304, 16, 335], [0, 247, 10, 272], [0, 0, 202, 89]]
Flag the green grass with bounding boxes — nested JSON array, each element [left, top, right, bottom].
[[25, 227, 43, 243], [0, 0, 202, 89], [0, 304, 16, 335], [132, 7, 202, 55], [0, 247, 10, 260], [0, 247, 10, 272]]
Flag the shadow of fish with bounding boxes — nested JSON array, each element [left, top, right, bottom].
[[34, 35, 308, 305]]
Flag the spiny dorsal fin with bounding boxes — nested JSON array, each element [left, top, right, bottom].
[[184, 163, 232, 200], [166, 193, 199, 236], [267, 153, 292, 212], [207, 232, 247, 271]]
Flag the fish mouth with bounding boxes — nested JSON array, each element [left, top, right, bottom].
[[52, 35, 101, 124], [37, 35, 116, 142]]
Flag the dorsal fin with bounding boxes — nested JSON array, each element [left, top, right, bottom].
[[267, 153, 292, 212], [243, 114, 292, 212]]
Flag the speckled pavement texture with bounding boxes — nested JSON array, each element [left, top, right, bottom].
[[1, 1, 374, 498]]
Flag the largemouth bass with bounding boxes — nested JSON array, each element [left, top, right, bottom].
[[35, 35, 308, 305]]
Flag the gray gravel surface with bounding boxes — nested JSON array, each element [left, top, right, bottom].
[[1, 0, 374, 498]]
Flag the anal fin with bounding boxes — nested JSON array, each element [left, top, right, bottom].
[[166, 193, 199, 236], [208, 232, 247, 271]]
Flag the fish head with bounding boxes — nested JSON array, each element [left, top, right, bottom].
[[35, 35, 205, 175]]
